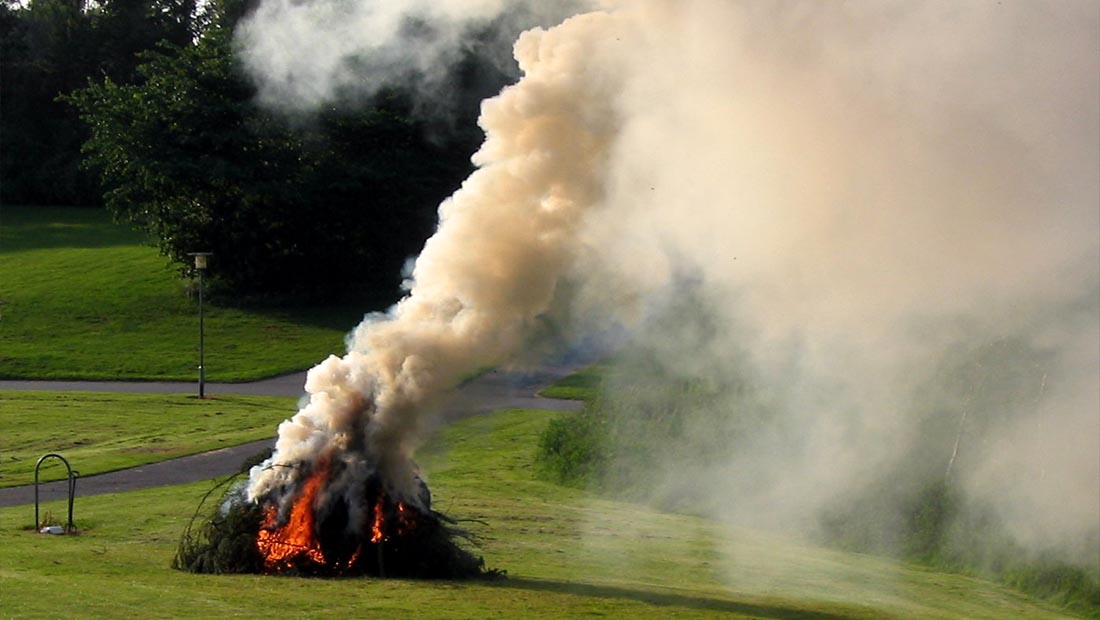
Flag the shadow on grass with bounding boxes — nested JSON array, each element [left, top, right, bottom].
[[2, 221, 148, 251], [208, 297, 387, 333], [492, 576, 869, 620]]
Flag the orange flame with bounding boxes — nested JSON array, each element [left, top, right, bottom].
[[396, 502, 417, 537], [370, 495, 386, 543], [255, 465, 424, 573], [344, 544, 363, 569], [256, 461, 329, 571], [369, 492, 417, 543]]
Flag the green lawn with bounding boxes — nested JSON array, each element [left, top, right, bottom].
[[0, 205, 370, 381], [0, 407, 1082, 620], [0, 391, 295, 487], [537, 362, 607, 400]]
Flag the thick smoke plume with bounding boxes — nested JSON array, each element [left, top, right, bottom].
[[240, 0, 1099, 576], [245, 3, 624, 506], [566, 1, 1099, 570], [235, 0, 588, 113]]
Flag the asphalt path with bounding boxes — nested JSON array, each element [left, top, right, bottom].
[[0, 371, 310, 398], [0, 365, 584, 508]]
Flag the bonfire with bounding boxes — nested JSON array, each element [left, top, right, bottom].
[[175, 0, 617, 580], [174, 450, 493, 579]]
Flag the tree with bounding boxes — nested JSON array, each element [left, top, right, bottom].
[[0, 0, 198, 206], [1, 0, 95, 204], [68, 0, 487, 301]]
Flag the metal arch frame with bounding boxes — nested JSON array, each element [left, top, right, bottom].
[[34, 453, 78, 532]]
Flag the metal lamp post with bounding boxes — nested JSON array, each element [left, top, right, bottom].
[[189, 252, 212, 398]]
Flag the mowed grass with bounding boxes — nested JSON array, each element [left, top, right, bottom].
[[0, 205, 370, 381], [0, 391, 296, 487], [0, 408, 1082, 620], [537, 362, 607, 400]]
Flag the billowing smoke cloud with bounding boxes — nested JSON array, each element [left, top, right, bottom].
[[239, 0, 1099, 573], [235, 0, 590, 113], [567, 1, 1099, 568], [245, 5, 628, 505]]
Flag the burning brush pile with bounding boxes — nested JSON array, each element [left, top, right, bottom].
[[174, 450, 493, 578], [174, 0, 621, 581]]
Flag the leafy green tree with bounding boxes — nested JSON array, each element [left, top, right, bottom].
[[69, 1, 484, 301]]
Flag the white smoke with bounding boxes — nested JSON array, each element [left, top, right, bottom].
[[240, 0, 1099, 571], [568, 0, 1099, 565], [235, 0, 590, 112], [245, 7, 628, 503]]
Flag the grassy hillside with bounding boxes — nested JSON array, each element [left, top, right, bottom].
[[537, 361, 1099, 618], [0, 206, 370, 381], [0, 407, 1083, 619], [0, 391, 296, 487]]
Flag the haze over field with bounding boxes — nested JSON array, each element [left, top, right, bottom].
[[237, 0, 1099, 573]]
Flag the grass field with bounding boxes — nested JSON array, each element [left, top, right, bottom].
[[537, 362, 607, 401], [0, 205, 371, 381], [0, 391, 296, 487], [0, 407, 1083, 620]]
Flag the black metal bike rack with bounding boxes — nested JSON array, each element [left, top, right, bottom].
[[34, 453, 78, 532]]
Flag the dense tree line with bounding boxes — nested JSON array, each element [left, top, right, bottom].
[[3, 0, 511, 301], [1, 0, 197, 205]]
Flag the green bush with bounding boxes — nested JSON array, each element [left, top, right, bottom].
[[536, 407, 606, 487]]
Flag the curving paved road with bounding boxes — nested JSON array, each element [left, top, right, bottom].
[[0, 371, 311, 398], [0, 366, 584, 508]]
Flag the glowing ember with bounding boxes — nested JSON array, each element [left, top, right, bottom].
[[397, 503, 417, 536], [344, 544, 363, 570]]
